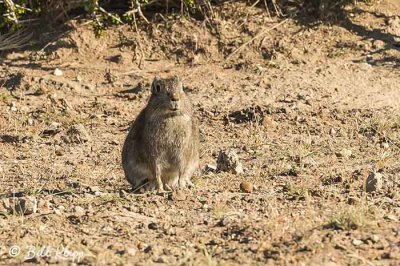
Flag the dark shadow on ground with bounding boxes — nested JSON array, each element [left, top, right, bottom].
[[292, 1, 399, 68]]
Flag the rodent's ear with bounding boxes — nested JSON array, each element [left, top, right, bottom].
[[172, 75, 180, 83], [152, 76, 162, 94], [173, 75, 183, 92]]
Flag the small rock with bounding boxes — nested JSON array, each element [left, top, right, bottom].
[[169, 190, 186, 201], [42, 122, 62, 136], [89, 186, 102, 196], [217, 149, 244, 174], [352, 239, 363, 246], [66, 124, 90, 143], [347, 196, 358, 205], [148, 222, 158, 230], [109, 54, 124, 64], [138, 242, 149, 251], [53, 68, 63, 76], [9, 102, 17, 112], [336, 149, 352, 159], [204, 164, 217, 173], [9, 196, 37, 215], [154, 256, 166, 263], [127, 248, 136, 256], [240, 181, 253, 193], [372, 40, 385, 50], [27, 118, 34, 126], [369, 235, 380, 243], [262, 117, 277, 129], [37, 199, 52, 214], [55, 147, 64, 156], [384, 214, 398, 221], [76, 75, 82, 82], [365, 172, 383, 192], [73, 206, 85, 216], [381, 142, 389, 149], [110, 139, 119, 145]]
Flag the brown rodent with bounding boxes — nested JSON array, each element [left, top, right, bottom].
[[122, 76, 200, 192]]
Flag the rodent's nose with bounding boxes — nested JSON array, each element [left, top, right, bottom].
[[169, 92, 179, 102]]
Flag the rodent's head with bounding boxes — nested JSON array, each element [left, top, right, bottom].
[[148, 75, 187, 115]]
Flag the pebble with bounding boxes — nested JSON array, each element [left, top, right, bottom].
[[9, 102, 17, 112], [381, 142, 389, 149], [352, 239, 363, 246], [42, 122, 62, 136], [66, 124, 90, 143], [127, 248, 136, 256], [148, 222, 158, 230], [365, 172, 383, 192], [73, 206, 85, 216], [89, 186, 102, 196], [154, 256, 166, 263], [372, 40, 385, 50], [369, 235, 380, 243], [53, 68, 63, 76], [204, 164, 217, 173], [385, 214, 397, 221], [37, 199, 52, 214], [240, 181, 254, 193], [336, 149, 352, 159], [169, 190, 186, 201], [55, 147, 64, 156], [9, 196, 37, 215]]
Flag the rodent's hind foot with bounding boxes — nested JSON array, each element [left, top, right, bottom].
[[178, 178, 195, 189], [142, 181, 158, 192]]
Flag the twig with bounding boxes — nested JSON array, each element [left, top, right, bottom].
[[136, 0, 150, 24], [124, 0, 159, 17], [98, 6, 123, 24], [271, 0, 283, 17], [224, 19, 289, 61], [263, 0, 272, 20], [130, 0, 145, 69], [0, 29, 34, 51]]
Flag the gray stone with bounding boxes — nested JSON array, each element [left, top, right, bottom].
[[217, 149, 244, 174], [365, 172, 383, 192], [67, 124, 90, 143], [9, 196, 37, 215]]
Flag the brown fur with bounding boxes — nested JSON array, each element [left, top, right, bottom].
[[122, 76, 200, 192]]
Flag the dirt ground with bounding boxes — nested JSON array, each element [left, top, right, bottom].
[[1, 0, 400, 265]]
